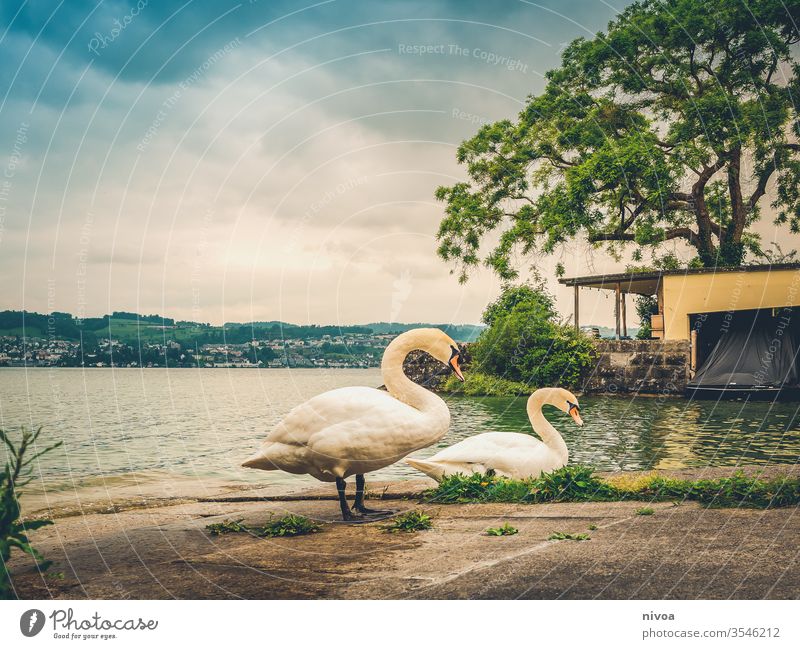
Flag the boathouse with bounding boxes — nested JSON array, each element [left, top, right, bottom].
[[560, 264, 800, 397]]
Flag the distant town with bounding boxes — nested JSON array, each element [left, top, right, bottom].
[[0, 332, 397, 369], [0, 310, 483, 369]]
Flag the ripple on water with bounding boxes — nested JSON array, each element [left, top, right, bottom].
[[1, 368, 798, 496]]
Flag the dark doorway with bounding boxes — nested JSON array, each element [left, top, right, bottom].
[[689, 307, 800, 391]]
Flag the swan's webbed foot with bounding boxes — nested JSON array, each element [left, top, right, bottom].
[[335, 476, 373, 523], [354, 505, 395, 517], [353, 474, 393, 518], [338, 511, 371, 524]]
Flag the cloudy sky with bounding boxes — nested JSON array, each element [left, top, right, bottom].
[[1, 0, 796, 327]]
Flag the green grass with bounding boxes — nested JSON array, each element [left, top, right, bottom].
[[427, 465, 617, 505], [206, 514, 321, 538], [548, 531, 590, 541], [423, 464, 800, 510], [588, 524, 598, 530], [486, 523, 518, 536], [439, 372, 532, 396], [380, 510, 433, 533], [635, 507, 655, 516]]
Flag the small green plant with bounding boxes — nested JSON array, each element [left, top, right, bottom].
[[486, 523, 518, 536], [1, 426, 63, 599], [206, 519, 248, 535], [257, 514, 322, 537], [588, 524, 598, 531], [548, 531, 590, 541], [206, 514, 321, 538], [380, 510, 433, 533], [635, 507, 655, 516]]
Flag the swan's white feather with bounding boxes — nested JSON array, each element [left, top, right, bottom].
[[244, 386, 447, 481], [408, 431, 561, 480]]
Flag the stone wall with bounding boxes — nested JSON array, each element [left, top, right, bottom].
[[581, 339, 690, 395], [401, 339, 690, 396]]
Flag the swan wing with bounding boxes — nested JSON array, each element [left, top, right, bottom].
[[412, 432, 555, 480], [429, 432, 543, 462], [266, 386, 420, 447], [246, 386, 443, 478]]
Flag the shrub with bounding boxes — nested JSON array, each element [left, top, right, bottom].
[[1, 427, 62, 599], [472, 284, 595, 388]]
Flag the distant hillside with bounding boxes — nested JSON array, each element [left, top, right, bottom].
[[365, 322, 484, 342], [586, 325, 641, 339], [0, 310, 484, 344]]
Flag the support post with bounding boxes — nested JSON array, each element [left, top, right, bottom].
[[574, 284, 579, 332], [615, 282, 621, 339], [621, 291, 627, 338]]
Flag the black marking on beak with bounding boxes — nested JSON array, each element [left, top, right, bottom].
[[449, 345, 464, 381], [567, 400, 580, 415]]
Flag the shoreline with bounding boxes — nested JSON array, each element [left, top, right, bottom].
[[10, 464, 800, 599]]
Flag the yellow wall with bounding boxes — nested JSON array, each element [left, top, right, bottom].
[[662, 268, 800, 339]]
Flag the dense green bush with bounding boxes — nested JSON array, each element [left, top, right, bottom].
[[472, 284, 595, 388]]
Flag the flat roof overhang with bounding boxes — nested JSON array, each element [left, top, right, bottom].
[[558, 263, 800, 296]]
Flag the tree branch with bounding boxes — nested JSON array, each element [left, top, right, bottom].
[[588, 232, 635, 242], [727, 147, 746, 242], [664, 227, 701, 248], [749, 161, 776, 212]]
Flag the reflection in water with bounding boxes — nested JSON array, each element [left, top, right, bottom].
[[1, 369, 798, 500], [443, 394, 800, 472]]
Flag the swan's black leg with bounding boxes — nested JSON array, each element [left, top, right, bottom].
[[353, 474, 394, 516], [335, 477, 364, 522]]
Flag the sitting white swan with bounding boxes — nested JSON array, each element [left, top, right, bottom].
[[405, 387, 583, 481], [243, 328, 464, 520]]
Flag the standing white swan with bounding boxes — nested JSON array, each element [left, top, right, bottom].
[[405, 387, 583, 481], [242, 328, 464, 520]]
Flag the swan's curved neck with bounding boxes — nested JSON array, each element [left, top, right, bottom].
[[527, 391, 569, 461], [381, 333, 448, 418]]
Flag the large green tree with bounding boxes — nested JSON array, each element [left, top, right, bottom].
[[436, 0, 800, 280]]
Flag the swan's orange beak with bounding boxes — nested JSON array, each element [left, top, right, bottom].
[[568, 403, 583, 427], [450, 355, 465, 382]]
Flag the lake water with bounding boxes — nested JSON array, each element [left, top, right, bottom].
[[1, 368, 799, 503]]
